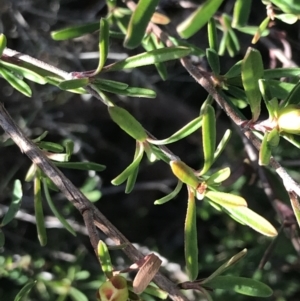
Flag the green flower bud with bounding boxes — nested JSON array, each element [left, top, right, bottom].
[[98, 275, 128, 301], [277, 105, 300, 134]]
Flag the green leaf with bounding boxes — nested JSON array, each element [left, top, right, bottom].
[[59, 78, 89, 90], [37, 141, 64, 153], [0, 34, 7, 57], [224, 60, 242, 78], [142, 284, 168, 299], [267, 128, 280, 147], [92, 79, 129, 90], [202, 249, 247, 284], [0, 60, 47, 84], [104, 47, 191, 71], [54, 161, 106, 171], [111, 143, 144, 185], [224, 206, 278, 237], [168, 36, 205, 56], [205, 191, 247, 207], [34, 176, 47, 246], [124, 0, 160, 49], [0, 66, 32, 97], [206, 167, 231, 185], [32, 131, 48, 143], [235, 25, 269, 37], [96, 18, 110, 73], [1, 180, 22, 226], [185, 192, 198, 281], [14, 280, 36, 301], [207, 18, 218, 51], [51, 22, 99, 40], [200, 104, 216, 175], [232, 0, 252, 27], [251, 17, 270, 44], [241, 47, 264, 121], [275, 13, 298, 24], [206, 48, 220, 74], [97, 240, 113, 279], [69, 287, 88, 301], [148, 116, 202, 145], [259, 133, 272, 166], [268, 0, 300, 14], [108, 106, 147, 141], [43, 179, 76, 236], [154, 181, 183, 205], [177, 0, 224, 39], [264, 67, 300, 78], [205, 276, 273, 297], [64, 140, 74, 157], [170, 161, 199, 189], [45, 76, 86, 94], [282, 81, 300, 107]]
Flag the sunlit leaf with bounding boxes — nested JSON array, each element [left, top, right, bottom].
[[224, 206, 278, 237], [251, 17, 270, 44], [108, 106, 147, 141], [205, 191, 247, 207], [69, 287, 88, 301], [154, 181, 183, 205], [275, 13, 298, 24], [97, 240, 113, 279], [99, 276, 128, 301], [232, 0, 252, 27], [124, 0, 160, 49], [206, 167, 231, 185], [241, 47, 264, 121], [207, 18, 218, 51], [205, 276, 273, 297], [289, 192, 300, 229], [148, 116, 202, 145], [185, 192, 198, 281], [259, 133, 272, 166], [104, 47, 191, 71], [0, 66, 32, 97], [264, 67, 300, 78], [0, 34, 7, 57], [37, 141, 64, 153], [177, 0, 224, 39], [200, 104, 216, 175], [51, 22, 99, 40]]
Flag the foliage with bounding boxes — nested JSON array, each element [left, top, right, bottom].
[[0, 0, 300, 301]]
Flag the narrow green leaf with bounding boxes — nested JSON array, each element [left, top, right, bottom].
[[168, 36, 205, 56], [97, 240, 113, 278], [232, 0, 252, 27], [97, 18, 109, 73], [54, 162, 106, 172], [241, 47, 264, 121], [51, 22, 99, 40], [92, 79, 129, 90], [206, 167, 231, 185], [0, 60, 47, 84], [111, 143, 144, 185], [200, 105, 216, 175], [207, 18, 218, 51], [148, 116, 202, 145], [259, 133, 272, 166], [154, 181, 183, 205], [177, 0, 224, 39], [125, 143, 142, 194], [43, 179, 76, 236], [104, 47, 191, 71], [275, 14, 298, 24], [205, 276, 273, 297], [142, 284, 168, 299], [224, 60, 242, 78], [218, 31, 228, 56], [262, 79, 295, 101], [64, 140, 74, 157], [32, 131, 48, 143], [206, 48, 220, 74], [224, 206, 278, 237], [0, 66, 32, 97], [170, 161, 199, 189], [68, 287, 88, 301], [236, 25, 269, 37], [252, 17, 270, 44], [0, 34, 7, 57], [45, 76, 86, 94], [37, 141, 64, 153], [1, 180, 22, 226], [264, 67, 300, 79], [267, 128, 280, 147], [34, 177, 47, 246], [59, 78, 89, 90], [205, 191, 247, 207], [282, 81, 300, 107], [268, 0, 300, 14], [14, 280, 36, 301], [185, 192, 198, 281], [25, 164, 37, 182], [124, 0, 160, 49], [202, 249, 247, 284], [108, 106, 147, 141]]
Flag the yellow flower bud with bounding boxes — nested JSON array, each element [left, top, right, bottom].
[[277, 105, 300, 134], [98, 275, 128, 301]]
